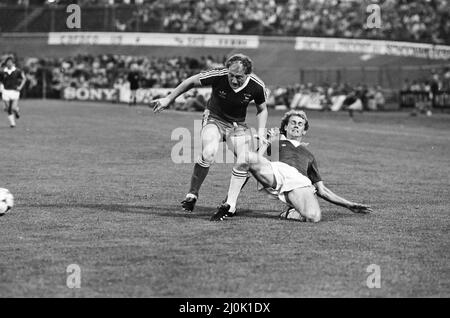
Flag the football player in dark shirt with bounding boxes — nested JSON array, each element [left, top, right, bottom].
[[0, 56, 26, 128], [217, 110, 372, 222], [150, 54, 268, 219], [127, 64, 141, 106]]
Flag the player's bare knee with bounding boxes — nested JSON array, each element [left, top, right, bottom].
[[303, 207, 321, 223], [235, 152, 250, 168], [202, 147, 217, 164], [308, 211, 321, 223], [234, 151, 254, 170], [245, 152, 260, 167], [235, 161, 249, 172]]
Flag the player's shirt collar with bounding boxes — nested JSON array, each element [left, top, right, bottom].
[[4, 66, 16, 75], [280, 134, 309, 147], [231, 75, 251, 93]]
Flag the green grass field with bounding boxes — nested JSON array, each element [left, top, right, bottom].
[[0, 100, 449, 297]]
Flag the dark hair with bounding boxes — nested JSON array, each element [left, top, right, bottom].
[[225, 54, 253, 74], [279, 110, 309, 136], [1, 56, 14, 67]]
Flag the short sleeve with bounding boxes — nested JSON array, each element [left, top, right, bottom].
[[199, 69, 227, 87], [266, 139, 280, 161], [308, 158, 322, 184], [253, 84, 267, 105]]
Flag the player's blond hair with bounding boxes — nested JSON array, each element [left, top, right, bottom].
[[280, 110, 309, 136]]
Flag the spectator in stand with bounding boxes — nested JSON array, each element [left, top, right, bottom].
[[374, 86, 385, 110], [443, 68, 450, 91], [127, 63, 141, 106], [17, 54, 225, 95], [113, 77, 126, 103], [342, 90, 363, 119], [430, 73, 440, 110], [366, 86, 377, 111], [1, 0, 449, 43], [402, 79, 411, 91], [179, 89, 206, 112], [410, 80, 422, 91], [273, 86, 288, 109], [120, 0, 449, 44], [6, 51, 449, 113]]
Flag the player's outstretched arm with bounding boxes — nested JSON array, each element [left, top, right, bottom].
[[314, 181, 372, 214], [150, 74, 203, 113]]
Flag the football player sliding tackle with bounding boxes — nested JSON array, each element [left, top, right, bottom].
[[237, 110, 372, 222], [150, 54, 268, 221]]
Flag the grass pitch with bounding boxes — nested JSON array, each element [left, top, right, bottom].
[[0, 100, 449, 297]]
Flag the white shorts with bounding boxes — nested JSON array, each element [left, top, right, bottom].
[[261, 161, 313, 204], [2, 89, 20, 101]]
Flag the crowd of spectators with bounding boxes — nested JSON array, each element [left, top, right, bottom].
[[401, 68, 450, 92], [399, 68, 450, 114], [109, 0, 450, 44], [106, 0, 446, 44], [15, 53, 224, 97], [2, 52, 449, 111], [272, 68, 450, 111], [1, 0, 449, 44], [270, 82, 387, 111]]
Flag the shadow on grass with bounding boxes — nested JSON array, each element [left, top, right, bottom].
[[20, 202, 279, 220], [20, 202, 365, 222]]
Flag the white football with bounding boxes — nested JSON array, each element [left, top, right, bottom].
[[0, 188, 14, 216]]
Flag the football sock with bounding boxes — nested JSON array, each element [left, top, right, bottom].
[[188, 157, 211, 197], [185, 193, 197, 200], [13, 108, 19, 119], [8, 114, 16, 127], [225, 168, 249, 213], [7, 102, 13, 115]]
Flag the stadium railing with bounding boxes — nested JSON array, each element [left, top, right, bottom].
[[399, 91, 450, 109]]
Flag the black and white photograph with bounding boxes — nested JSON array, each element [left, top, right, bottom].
[[0, 0, 449, 301]]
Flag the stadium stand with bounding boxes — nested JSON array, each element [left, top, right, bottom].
[[3, 51, 448, 111], [25, 54, 223, 88], [1, 0, 449, 44], [2, 52, 224, 98], [1, 1, 449, 110]]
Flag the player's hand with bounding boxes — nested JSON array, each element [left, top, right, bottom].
[[266, 127, 280, 143], [348, 202, 373, 214], [150, 97, 171, 113], [255, 128, 279, 146]]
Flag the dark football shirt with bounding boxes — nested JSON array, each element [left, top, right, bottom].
[[0, 68, 24, 90], [199, 68, 266, 123], [127, 71, 140, 90], [269, 138, 322, 184]]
